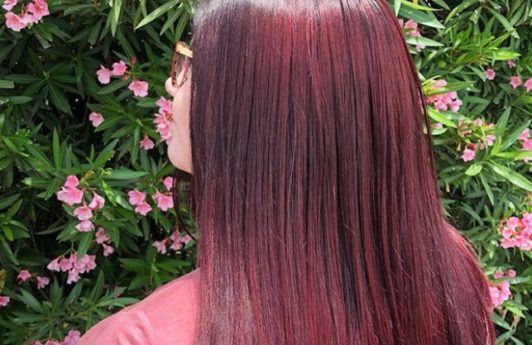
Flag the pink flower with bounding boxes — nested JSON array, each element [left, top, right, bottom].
[[493, 270, 505, 279], [506, 269, 516, 278], [26, 0, 49, 22], [499, 213, 532, 251], [128, 188, 146, 205], [489, 281, 511, 307], [484, 68, 496, 80], [46, 257, 61, 272], [134, 201, 152, 216], [63, 330, 81, 345], [518, 128, 529, 141], [111, 60, 127, 76], [524, 78, 532, 92], [36, 276, 50, 289], [57, 186, 84, 206], [425, 80, 463, 112], [170, 239, 183, 251], [63, 253, 96, 284], [2, 0, 17, 11], [507, 60, 516, 68], [0, 295, 10, 308], [73, 205, 92, 220], [153, 112, 172, 142], [152, 190, 174, 212], [102, 243, 114, 256], [75, 219, 94, 232], [523, 138, 532, 150], [43, 340, 61, 345], [139, 135, 154, 150], [169, 231, 184, 251], [509, 76, 522, 89], [153, 238, 169, 254], [156, 96, 172, 115], [180, 234, 192, 245], [403, 20, 421, 37], [163, 176, 174, 191], [88, 111, 104, 127], [88, 192, 105, 211], [95, 227, 110, 244], [17, 269, 32, 283], [96, 65, 112, 84], [5, 11, 28, 31], [64, 175, 79, 188], [95, 228, 114, 256], [485, 134, 496, 146], [128, 79, 149, 97], [461, 148, 476, 162]]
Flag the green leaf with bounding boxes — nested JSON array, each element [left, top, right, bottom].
[[398, 6, 444, 29], [486, 7, 518, 39], [399, 0, 439, 12], [48, 84, 71, 114], [494, 106, 511, 139], [97, 79, 130, 95], [427, 107, 456, 128], [53, 128, 61, 168], [135, 0, 180, 30], [488, 161, 532, 192], [19, 289, 44, 313], [0, 80, 14, 89], [464, 163, 482, 176], [77, 232, 94, 260], [491, 49, 520, 61], [106, 168, 148, 180], [479, 174, 494, 206], [110, 0, 123, 37], [405, 35, 444, 47]]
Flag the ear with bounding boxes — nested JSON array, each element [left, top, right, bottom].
[[165, 77, 178, 97]]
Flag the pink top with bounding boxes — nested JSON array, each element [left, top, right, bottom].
[[77, 268, 200, 345]]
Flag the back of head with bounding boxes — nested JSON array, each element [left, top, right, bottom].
[[186, 0, 496, 344]]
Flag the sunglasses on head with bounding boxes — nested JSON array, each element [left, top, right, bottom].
[[171, 40, 193, 88]]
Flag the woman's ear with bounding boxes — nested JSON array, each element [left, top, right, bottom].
[[165, 77, 177, 97]]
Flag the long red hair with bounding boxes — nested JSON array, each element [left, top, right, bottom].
[[173, 0, 497, 343]]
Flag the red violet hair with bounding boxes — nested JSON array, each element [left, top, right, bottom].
[[173, 0, 497, 344]]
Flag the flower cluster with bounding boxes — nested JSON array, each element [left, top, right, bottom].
[[153, 230, 193, 255], [16, 268, 50, 289], [153, 96, 174, 143], [56, 175, 106, 233], [47, 251, 97, 284], [31, 329, 81, 345], [483, 62, 531, 92], [397, 18, 425, 51], [3, 0, 49, 32], [96, 59, 149, 97], [425, 79, 463, 112], [453, 117, 496, 162], [498, 212, 532, 251], [518, 128, 531, 163], [489, 269, 516, 308], [127, 176, 174, 216], [95, 227, 115, 257]]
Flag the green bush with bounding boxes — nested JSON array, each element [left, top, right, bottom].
[[0, 1, 530, 344]]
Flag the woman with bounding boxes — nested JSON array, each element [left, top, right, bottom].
[[78, 0, 496, 344]]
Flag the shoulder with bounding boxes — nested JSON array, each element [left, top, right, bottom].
[[78, 268, 201, 345]]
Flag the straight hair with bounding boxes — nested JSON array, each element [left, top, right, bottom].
[[173, 0, 497, 343]]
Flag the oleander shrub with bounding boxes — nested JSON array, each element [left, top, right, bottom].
[[0, 0, 530, 344]]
